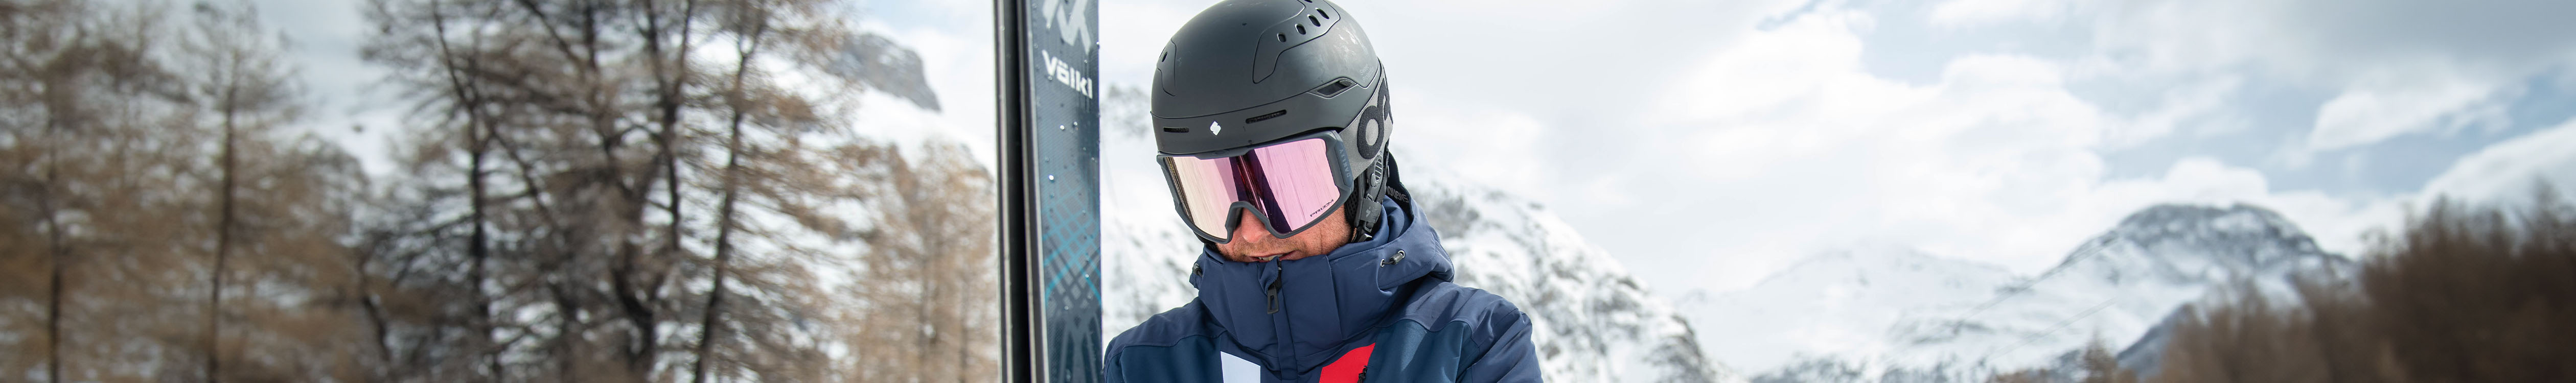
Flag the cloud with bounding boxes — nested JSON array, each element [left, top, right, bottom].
[[1636, 11, 2154, 280], [1927, 0, 2066, 27], [2421, 116, 2576, 205], [2307, 69, 2517, 153], [1939, 0, 2576, 158]]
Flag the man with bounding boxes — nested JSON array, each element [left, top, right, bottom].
[[1101, 1, 1542, 382]]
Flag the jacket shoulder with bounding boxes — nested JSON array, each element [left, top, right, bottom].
[[1108, 300, 1215, 350], [1372, 282, 1544, 382], [1398, 281, 1527, 333], [1105, 301, 1227, 383]]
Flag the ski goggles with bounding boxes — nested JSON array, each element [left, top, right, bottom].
[[1159, 130, 1355, 244]]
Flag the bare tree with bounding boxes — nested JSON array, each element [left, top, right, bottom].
[[2077, 340, 2136, 383], [2154, 188, 2576, 383], [4, 0, 992, 381], [358, 0, 981, 381], [691, 4, 762, 380], [830, 141, 998, 383], [1, 1, 189, 381], [172, 2, 306, 380]]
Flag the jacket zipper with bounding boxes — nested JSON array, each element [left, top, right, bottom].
[[1264, 262, 1283, 314]]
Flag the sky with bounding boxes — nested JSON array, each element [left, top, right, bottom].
[[248, 0, 2576, 304]]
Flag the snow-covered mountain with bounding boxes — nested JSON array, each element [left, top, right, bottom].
[[1408, 175, 1742, 382], [1699, 204, 2353, 380], [1693, 244, 2018, 374], [1095, 86, 1738, 382]]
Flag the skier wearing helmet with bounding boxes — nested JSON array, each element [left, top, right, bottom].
[[1101, 1, 1542, 382]]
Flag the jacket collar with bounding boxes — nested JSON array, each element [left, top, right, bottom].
[[1189, 198, 1452, 377]]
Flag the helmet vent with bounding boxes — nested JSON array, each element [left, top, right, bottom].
[[1310, 78, 1358, 97], [1246, 110, 1289, 124], [1162, 125, 1190, 133], [1250, 3, 1346, 82]]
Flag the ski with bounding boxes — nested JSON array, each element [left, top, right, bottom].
[[999, 0, 1101, 381]]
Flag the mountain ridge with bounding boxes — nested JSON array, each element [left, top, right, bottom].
[[1708, 203, 2352, 381]]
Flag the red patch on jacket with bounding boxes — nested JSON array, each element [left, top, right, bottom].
[[1320, 344, 1374, 383]]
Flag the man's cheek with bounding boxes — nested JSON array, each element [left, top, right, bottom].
[[1302, 235, 1338, 254]]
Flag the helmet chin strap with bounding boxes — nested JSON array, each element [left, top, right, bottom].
[[1346, 153, 1406, 243]]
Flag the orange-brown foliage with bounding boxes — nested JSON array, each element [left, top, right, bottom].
[[5, 0, 1000, 381], [2153, 189, 2576, 383]]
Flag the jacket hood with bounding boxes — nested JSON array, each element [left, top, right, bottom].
[[1187, 197, 1451, 378]]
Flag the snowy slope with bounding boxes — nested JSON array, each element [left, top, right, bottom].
[[1095, 86, 1738, 382], [1700, 204, 2352, 378], [1408, 173, 1742, 383], [1693, 244, 2019, 374]]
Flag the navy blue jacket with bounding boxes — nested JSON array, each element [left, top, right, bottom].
[[1105, 199, 1543, 382]]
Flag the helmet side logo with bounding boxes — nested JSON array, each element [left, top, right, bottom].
[[1210, 122, 1223, 135]]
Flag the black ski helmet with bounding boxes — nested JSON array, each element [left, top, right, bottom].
[[1154, 0, 1404, 243]]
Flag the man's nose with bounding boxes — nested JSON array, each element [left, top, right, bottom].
[[1230, 209, 1273, 243]]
